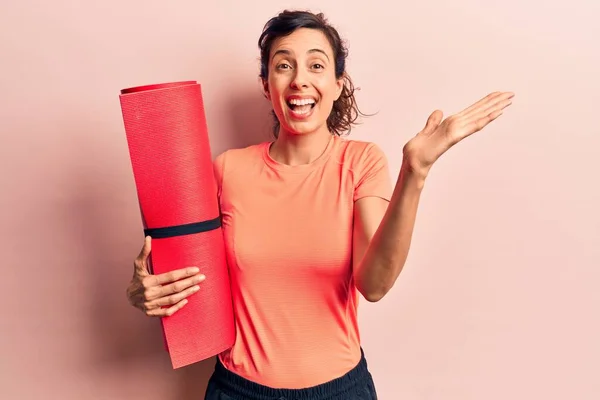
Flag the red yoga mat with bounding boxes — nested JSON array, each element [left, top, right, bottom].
[[119, 81, 235, 368]]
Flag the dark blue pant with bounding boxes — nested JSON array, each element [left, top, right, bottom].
[[204, 350, 378, 400]]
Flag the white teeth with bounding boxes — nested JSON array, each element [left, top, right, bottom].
[[288, 98, 315, 106], [293, 107, 311, 115]]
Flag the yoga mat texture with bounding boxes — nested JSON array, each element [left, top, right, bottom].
[[119, 81, 235, 369]]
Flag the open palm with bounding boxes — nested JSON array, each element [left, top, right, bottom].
[[403, 91, 514, 178]]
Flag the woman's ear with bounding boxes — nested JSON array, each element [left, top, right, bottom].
[[335, 76, 344, 101], [262, 79, 270, 100]]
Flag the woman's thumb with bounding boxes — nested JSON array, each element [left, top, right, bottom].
[[422, 109, 443, 134], [139, 236, 152, 261]]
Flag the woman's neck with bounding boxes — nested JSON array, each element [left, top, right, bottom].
[[269, 129, 333, 166]]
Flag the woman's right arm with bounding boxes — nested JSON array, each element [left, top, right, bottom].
[[126, 236, 205, 317]]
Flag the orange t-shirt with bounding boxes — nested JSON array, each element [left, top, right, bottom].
[[213, 134, 392, 388]]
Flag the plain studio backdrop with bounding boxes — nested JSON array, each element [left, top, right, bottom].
[[1, 0, 598, 399]]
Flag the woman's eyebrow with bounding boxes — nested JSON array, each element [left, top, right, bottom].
[[271, 48, 330, 61]]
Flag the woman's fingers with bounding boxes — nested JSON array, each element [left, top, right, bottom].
[[468, 109, 505, 133], [128, 237, 207, 318], [472, 94, 513, 120], [461, 92, 514, 120], [141, 267, 201, 291], [138, 274, 205, 317], [467, 97, 513, 132], [458, 91, 501, 117], [145, 298, 189, 317], [144, 273, 206, 301], [449, 92, 513, 137], [144, 283, 202, 311]]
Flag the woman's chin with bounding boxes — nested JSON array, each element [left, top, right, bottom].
[[281, 120, 323, 136], [281, 110, 325, 135]]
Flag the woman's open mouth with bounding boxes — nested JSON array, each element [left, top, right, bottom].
[[286, 97, 317, 118]]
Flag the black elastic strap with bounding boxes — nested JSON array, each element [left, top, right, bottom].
[[144, 216, 221, 239]]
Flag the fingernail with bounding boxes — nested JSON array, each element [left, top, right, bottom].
[[182, 299, 188, 305], [198, 274, 206, 281], [190, 267, 200, 273], [193, 285, 200, 292]]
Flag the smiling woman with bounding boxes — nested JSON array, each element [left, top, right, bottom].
[[258, 12, 362, 139], [125, 8, 514, 400], [266, 26, 345, 135]]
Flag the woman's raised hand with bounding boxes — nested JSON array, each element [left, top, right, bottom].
[[403, 91, 514, 179]]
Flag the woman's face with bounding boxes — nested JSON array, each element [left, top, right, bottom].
[[264, 28, 344, 137]]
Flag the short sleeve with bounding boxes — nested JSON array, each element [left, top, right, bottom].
[[353, 143, 393, 202], [213, 151, 226, 200]]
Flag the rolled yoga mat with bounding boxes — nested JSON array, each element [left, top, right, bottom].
[[119, 81, 235, 369]]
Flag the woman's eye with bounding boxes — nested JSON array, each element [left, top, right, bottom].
[[312, 64, 324, 69], [277, 63, 291, 70]]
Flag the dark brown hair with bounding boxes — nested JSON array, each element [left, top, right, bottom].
[[258, 10, 366, 137]]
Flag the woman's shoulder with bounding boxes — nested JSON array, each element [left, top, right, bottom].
[[333, 136, 388, 167], [213, 141, 269, 177]]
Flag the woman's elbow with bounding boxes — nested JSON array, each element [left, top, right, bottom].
[[357, 283, 389, 302]]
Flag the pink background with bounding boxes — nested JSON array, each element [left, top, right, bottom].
[[1, 1, 599, 399]]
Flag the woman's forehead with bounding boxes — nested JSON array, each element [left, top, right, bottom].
[[270, 28, 333, 58]]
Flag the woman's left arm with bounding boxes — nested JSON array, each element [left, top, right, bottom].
[[353, 164, 424, 302], [353, 91, 514, 302]]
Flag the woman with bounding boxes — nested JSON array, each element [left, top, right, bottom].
[[126, 10, 514, 400]]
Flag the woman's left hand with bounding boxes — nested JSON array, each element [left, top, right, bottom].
[[402, 91, 514, 180]]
